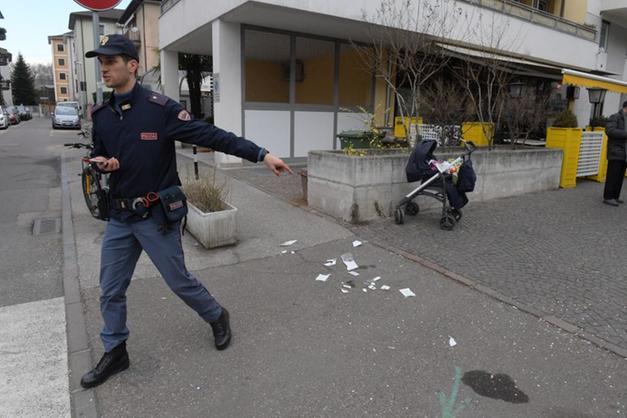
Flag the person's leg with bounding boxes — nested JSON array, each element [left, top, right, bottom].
[[132, 217, 222, 323], [616, 161, 627, 201], [132, 217, 231, 349], [604, 160, 623, 200], [99, 218, 143, 352]]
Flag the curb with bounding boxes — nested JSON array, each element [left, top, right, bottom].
[[61, 153, 99, 418], [368, 239, 627, 360]]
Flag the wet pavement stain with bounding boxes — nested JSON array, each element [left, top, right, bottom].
[[461, 370, 529, 404]]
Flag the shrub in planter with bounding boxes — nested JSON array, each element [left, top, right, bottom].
[[552, 110, 578, 128]]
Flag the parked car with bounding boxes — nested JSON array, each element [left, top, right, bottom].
[[0, 107, 8, 129], [5, 106, 20, 125], [52, 106, 81, 129], [17, 104, 32, 121]]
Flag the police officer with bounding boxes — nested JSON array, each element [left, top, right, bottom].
[[80, 34, 292, 388]]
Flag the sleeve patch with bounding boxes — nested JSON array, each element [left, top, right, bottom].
[[177, 110, 192, 121]]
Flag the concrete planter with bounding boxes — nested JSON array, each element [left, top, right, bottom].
[[308, 147, 563, 223], [185, 201, 238, 249]]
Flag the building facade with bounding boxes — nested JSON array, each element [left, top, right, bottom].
[[48, 33, 75, 103], [157, 0, 627, 161]]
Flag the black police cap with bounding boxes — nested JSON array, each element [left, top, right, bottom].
[[85, 34, 139, 61]]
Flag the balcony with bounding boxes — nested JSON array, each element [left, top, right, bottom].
[[459, 0, 596, 41], [124, 28, 141, 48], [161, 0, 182, 15]]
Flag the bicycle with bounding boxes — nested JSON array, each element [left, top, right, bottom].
[[65, 129, 110, 220]]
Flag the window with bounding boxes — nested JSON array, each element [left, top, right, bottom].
[[60, 73, 66, 80], [99, 24, 105, 36], [599, 20, 610, 50], [58, 58, 65, 66], [60, 87, 68, 94], [57, 44, 64, 52], [338, 43, 374, 109], [244, 30, 290, 103], [293, 37, 334, 106]]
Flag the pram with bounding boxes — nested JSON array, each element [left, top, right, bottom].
[[394, 139, 476, 230]]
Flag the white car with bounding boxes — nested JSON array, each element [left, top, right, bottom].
[[0, 107, 8, 129]]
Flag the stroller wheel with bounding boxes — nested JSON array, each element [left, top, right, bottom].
[[394, 207, 406, 225], [405, 201, 419, 216], [439, 215, 456, 231]]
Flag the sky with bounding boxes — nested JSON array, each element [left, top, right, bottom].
[[1, 0, 132, 65]]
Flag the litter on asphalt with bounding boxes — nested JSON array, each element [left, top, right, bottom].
[[315, 274, 331, 282], [380, 285, 391, 291], [348, 271, 360, 277], [341, 253, 359, 271], [280, 240, 298, 247], [340, 288, 350, 294], [449, 336, 457, 347], [324, 259, 337, 267], [352, 240, 362, 247], [399, 288, 416, 298]]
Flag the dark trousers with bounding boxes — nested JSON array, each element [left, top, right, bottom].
[[603, 160, 627, 200]]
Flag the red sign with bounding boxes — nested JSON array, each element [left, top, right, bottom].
[[73, 0, 122, 11]]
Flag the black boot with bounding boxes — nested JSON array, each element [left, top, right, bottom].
[[80, 342, 129, 388], [210, 308, 232, 350]]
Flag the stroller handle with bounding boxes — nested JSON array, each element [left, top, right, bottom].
[[462, 140, 476, 155]]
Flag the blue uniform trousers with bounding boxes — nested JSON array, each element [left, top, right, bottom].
[[99, 216, 222, 352]]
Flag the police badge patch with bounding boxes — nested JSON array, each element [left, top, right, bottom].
[[177, 110, 192, 121], [100, 36, 109, 46]]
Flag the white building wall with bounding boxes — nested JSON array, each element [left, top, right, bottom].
[[0, 64, 12, 106]]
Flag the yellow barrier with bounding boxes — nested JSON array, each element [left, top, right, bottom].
[[588, 127, 608, 183], [462, 122, 494, 147], [545, 127, 582, 188], [394, 116, 422, 138]]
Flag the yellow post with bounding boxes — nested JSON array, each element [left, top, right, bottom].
[[394, 116, 422, 138], [545, 127, 582, 188], [461, 122, 494, 147], [588, 128, 608, 183]]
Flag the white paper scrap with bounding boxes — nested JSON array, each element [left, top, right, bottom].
[[281, 250, 288, 254], [280, 240, 298, 247], [348, 271, 360, 277], [372, 276, 381, 282], [362, 288, 368, 293], [340, 288, 349, 294], [315, 274, 331, 282], [399, 288, 416, 298], [341, 253, 359, 271], [448, 336, 457, 347], [342, 284, 352, 289], [290, 251, 295, 254], [352, 240, 362, 247], [368, 285, 377, 290], [324, 259, 337, 267], [380, 285, 391, 291]]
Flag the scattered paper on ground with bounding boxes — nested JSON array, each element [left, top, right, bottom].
[[340, 288, 349, 294], [380, 285, 391, 291], [449, 336, 457, 347], [341, 253, 359, 271], [324, 259, 337, 267], [348, 271, 360, 277], [399, 288, 416, 298], [352, 240, 362, 247], [280, 240, 297, 247], [281, 250, 288, 254], [315, 274, 330, 282]]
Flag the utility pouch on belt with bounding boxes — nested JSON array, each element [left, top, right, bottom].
[[158, 186, 188, 223]]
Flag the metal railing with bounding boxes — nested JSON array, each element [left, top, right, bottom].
[[458, 0, 596, 41]]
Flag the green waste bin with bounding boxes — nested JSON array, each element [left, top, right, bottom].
[[337, 130, 384, 149]]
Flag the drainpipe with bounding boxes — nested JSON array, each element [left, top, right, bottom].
[[560, 0, 565, 18]]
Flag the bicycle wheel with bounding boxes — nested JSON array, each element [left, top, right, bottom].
[[81, 168, 102, 219]]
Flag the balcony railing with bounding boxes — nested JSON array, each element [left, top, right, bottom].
[[161, 0, 182, 15], [459, 0, 597, 41]]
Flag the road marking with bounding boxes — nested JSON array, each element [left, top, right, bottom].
[[0, 297, 71, 417]]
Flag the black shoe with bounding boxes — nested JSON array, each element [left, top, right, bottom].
[[80, 342, 129, 389], [616, 198, 624, 204], [210, 308, 232, 351], [603, 199, 620, 207]]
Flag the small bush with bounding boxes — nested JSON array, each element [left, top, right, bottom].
[[552, 110, 578, 128], [182, 173, 229, 213]]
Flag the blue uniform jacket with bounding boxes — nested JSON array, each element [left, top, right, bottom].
[[91, 82, 265, 219]]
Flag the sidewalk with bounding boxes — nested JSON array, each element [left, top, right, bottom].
[[63, 153, 627, 417]]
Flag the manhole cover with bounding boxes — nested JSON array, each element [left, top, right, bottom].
[[33, 218, 61, 235]]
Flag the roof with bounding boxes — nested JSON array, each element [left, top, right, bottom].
[[118, 0, 161, 25], [69, 9, 125, 30]]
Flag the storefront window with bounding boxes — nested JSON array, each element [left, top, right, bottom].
[[338, 43, 374, 109], [295, 37, 334, 105], [244, 30, 290, 103]]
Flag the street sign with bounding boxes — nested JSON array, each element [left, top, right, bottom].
[[73, 0, 122, 11]]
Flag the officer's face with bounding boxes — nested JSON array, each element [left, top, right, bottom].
[[98, 56, 137, 89]]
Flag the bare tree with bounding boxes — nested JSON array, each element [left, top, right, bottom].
[[357, 0, 470, 145], [503, 84, 552, 148]]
